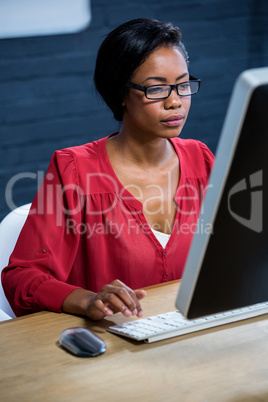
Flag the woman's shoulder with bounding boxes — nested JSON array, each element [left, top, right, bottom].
[[55, 136, 109, 161], [171, 137, 215, 177], [171, 136, 211, 153], [45, 136, 111, 188]]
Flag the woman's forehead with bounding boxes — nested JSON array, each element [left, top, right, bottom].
[[131, 46, 188, 82]]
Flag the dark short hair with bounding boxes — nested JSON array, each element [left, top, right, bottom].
[[94, 18, 189, 121]]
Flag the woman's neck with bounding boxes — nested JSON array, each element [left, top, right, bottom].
[[109, 130, 176, 169]]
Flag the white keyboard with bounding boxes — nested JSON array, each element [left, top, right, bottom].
[[107, 302, 268, 343]]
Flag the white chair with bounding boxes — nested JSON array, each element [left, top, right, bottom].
[[0, 203, 31, 320]]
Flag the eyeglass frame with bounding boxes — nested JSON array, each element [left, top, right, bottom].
[[126, 75, 201, 100]]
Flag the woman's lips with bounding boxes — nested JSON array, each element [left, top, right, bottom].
[[161, 114, 184, 127]]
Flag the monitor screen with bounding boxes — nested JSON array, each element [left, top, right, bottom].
[[176, 67, 268, 319]]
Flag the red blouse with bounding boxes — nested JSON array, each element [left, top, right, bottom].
[[2, 135, 214, 316]]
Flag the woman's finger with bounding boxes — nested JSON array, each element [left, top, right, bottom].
[[109, 280, 146, 315], [97, 281, 146, 317], [86, 280, 147, 320]]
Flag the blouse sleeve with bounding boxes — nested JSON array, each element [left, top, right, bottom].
[[1, 150, 83, 316]]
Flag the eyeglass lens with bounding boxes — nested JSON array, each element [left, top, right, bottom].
[[146, 81, 199, 99]]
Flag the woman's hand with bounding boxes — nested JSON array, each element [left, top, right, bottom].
[[86, 279, 147, 320], [62, 279, 146, 321]]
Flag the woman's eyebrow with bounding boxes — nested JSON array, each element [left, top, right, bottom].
[[142, 72, 189, 84]]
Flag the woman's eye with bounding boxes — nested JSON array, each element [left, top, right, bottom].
[[147, 86, 166, 95], [179, 83, 191, 91]]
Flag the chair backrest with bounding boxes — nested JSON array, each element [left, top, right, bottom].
[[0, 203, 31, 320]]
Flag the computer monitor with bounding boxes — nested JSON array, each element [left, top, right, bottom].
[[176, 67, 268, 319]]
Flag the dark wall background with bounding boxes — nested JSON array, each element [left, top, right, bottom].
[[0, 0, 268, 221]]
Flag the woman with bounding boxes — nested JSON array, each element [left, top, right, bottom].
[[2, 18, 214, 320]]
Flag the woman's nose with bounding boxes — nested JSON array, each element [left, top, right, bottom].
[[164, 88, 182, 108]]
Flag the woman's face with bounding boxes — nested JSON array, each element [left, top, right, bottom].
[[122, 45, 192, 140]]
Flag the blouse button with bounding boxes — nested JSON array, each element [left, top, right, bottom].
[[163, 274, 168, 279], [162, 251, 166, 256], [42, 248, 48, 253]]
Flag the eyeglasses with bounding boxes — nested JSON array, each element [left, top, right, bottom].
[[126, 76, 201, 100]]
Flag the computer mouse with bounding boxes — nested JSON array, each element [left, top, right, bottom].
[[59, 327, 106, 357]]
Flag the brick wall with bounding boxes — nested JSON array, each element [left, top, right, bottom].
[[0, 0, 268, 220]]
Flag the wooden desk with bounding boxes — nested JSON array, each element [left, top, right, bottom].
[[1, 281, 268, 402]]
